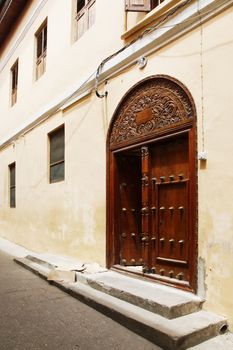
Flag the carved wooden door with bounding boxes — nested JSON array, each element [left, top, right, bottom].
[[146, 134, 190, 282], [116, 154, 142, 266], [108, 76, 197, 291]]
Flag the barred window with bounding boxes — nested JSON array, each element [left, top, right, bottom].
[[9, 162, 16, 208], [49, 126, 65, 183], [11, 60, 18, 106]]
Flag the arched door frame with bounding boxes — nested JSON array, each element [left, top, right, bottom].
[[106, 75, 197, 292]]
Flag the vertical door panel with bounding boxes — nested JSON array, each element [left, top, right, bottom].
[[157, 182, 188, 262], [141, 146, 150, 272], [150, 134, 190, 281], [116, 154, 142, 266]]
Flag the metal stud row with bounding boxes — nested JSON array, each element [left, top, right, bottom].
[[151, 267, 184, 280], [121, 208, 136, 212], [159, 174, 184, 182], [121, 262, 185, 280], [159, 206, 185, 211], [159, 238, 185, 246]]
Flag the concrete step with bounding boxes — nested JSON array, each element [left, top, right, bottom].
[[79, 270, 204, 319], [188, 333, 233, 349], [14, 256, 228, 350], [24, 256, 204, 318]]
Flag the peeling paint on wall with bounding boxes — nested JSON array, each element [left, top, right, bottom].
[[198, 257, 207, 299]]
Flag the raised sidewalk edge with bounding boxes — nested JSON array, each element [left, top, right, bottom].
[[14, 257, 228, 350], [0, 237, 231, 350]]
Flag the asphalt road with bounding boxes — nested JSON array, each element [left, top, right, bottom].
[[0, 250, 161, 350]]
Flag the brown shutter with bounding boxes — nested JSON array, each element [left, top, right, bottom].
[[125, 0, 152, 12]]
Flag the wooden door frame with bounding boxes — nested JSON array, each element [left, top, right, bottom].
[[106, 75, 197, 292]]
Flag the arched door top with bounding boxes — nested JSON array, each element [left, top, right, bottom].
[[109, 75, 196, 150], [107, 75, 197, 292]]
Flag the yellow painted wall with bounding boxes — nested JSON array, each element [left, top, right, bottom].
[[0, 0, 125, 140], [0, 0, 233, 329], [0, 93, 107, 264], [196, 9, 233, 325]]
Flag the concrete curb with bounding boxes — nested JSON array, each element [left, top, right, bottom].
[[14, 257, 228, 350]]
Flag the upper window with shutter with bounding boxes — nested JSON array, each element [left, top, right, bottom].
[[35, 20, 47, 80], [75, 0, 96, 40], [125, 0, 165, 12], [11, 59, 18, 106]]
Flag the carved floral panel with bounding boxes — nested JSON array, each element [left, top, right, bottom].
[[110, 77, 194, 149]]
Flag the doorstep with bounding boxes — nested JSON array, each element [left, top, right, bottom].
[[77, 269, 204, 319]]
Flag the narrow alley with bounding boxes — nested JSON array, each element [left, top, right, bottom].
[[0, 250, 160, 350]]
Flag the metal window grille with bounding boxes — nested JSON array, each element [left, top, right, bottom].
[[9, 162, 16, 208], [11, 60, 18, 106], [49, 126, 65, 183]]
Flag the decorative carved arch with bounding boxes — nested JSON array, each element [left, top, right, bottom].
[[108, 75, 196, 150]]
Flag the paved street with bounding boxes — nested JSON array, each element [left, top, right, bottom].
[[0, 250, 161, 350]]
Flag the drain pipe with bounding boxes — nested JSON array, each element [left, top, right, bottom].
[[219, 323, 229, 334]]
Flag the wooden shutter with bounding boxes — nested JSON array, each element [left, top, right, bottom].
[[125, 0, 152, 12]]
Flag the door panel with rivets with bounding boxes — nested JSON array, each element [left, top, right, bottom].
[[115, 133, 192, 285], [116, 154, 142, 266], [149, 134, 190, 281], [141, 146, 150, 273]]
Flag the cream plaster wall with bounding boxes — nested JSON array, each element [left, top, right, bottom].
[[0, 0, 125, 140], [195, 9, 233, 327], [0, 92, 106, 264], [0, 0, 233, 329]]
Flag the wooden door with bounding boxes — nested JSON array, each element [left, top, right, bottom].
[[116, 134, 191, 284], [108, 76, 197, 291], [148, 134, 191, 282], [115, 153, 142, 266]]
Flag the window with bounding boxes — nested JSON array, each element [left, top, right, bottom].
[[75, 0, 95, 40], [49, 126, 65, 183], [151, 0, 165, 9], [9, 162, 16, 208], [11, 60, 18, 106], [125, 0, 165, 12], [35, 20, 47, 80]]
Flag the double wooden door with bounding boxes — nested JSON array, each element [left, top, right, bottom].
[[116, 133, 192, 285]]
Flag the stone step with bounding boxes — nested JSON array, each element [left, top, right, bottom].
[[56, 285, 228, 350], [79, 270, 204, 319], [14, 257, 228, 350], [188, 333, 233, 349], [15, 256, 204, 319]]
